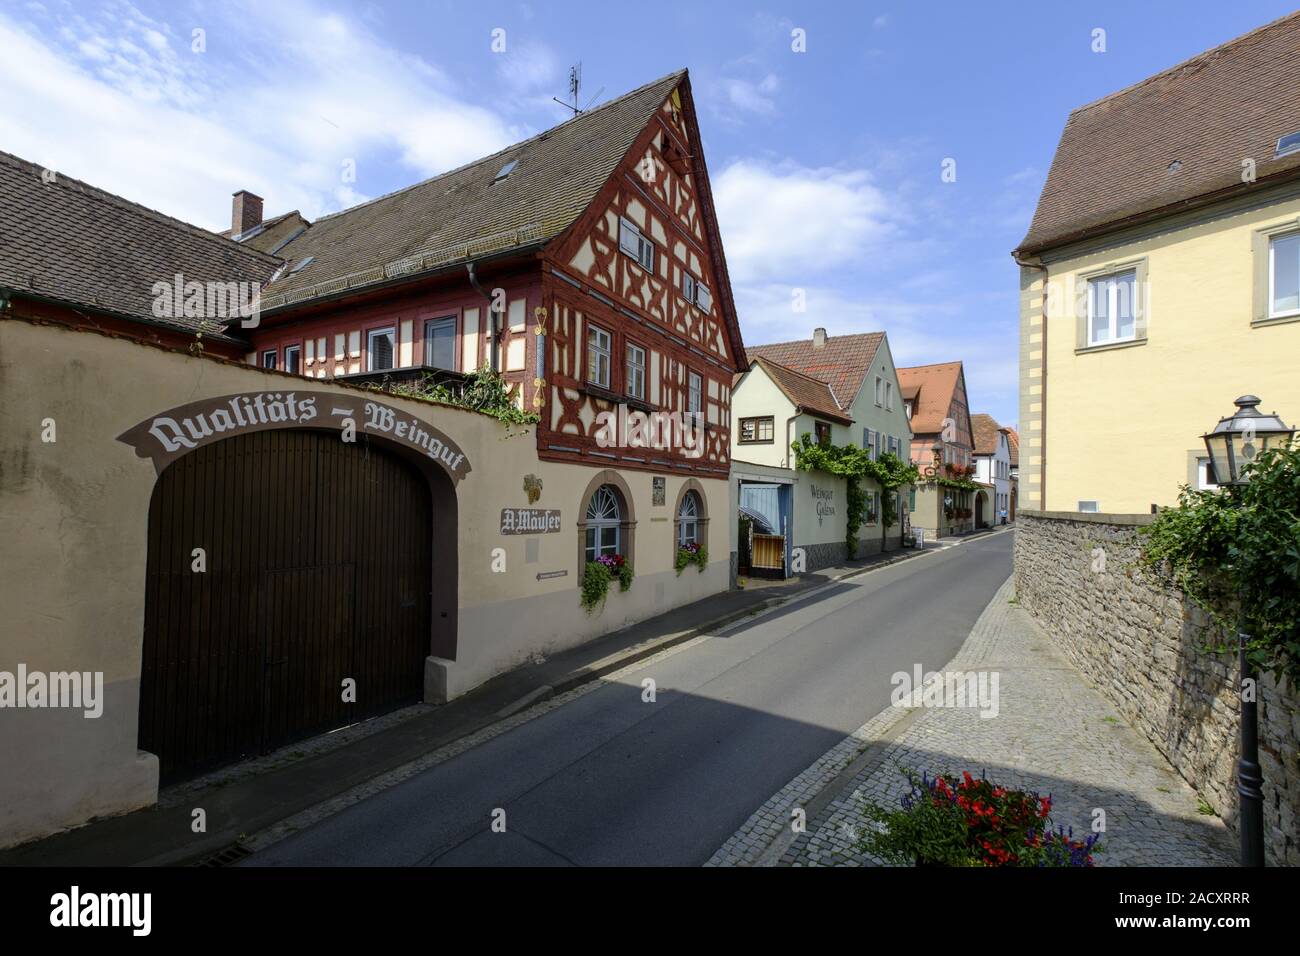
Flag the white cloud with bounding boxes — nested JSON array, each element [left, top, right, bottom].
[[713, 160, 897, 283], [0, 0, 521, 230], [720, 73, 779, 116]]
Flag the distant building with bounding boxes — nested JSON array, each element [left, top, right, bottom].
[[897, 361, 976, 536], [732, 329, 912, 572]]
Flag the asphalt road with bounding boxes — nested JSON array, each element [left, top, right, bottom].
[[244, 530, 1013, 866]]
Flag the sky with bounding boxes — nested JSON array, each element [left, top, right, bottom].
[[3, 0, 1297, 427]]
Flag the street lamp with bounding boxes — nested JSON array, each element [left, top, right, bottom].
[[1201, 395, 1294, 868]]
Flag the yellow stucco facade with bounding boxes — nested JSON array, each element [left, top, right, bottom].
[[1018, 182, 1300, 515]]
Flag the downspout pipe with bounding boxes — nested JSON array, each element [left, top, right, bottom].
[[466, 260, 500, 373], [1013, 251, 1049, 511]]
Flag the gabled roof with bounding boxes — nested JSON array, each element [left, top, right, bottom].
[[0, 150, 281, 341], [256, 71, 686, 310], [746, 332, 885, 411], [1006, 427, 1020, 467], [750, 356, 853, 424], [220, 210, 309, 255], [1017, 12, 1300, 255], [896, 362, 965, 436], [971, 413, 1004, 456]]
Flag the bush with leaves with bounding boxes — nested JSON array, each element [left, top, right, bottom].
[[859, 768, 1101, 867], [379, 367, 540, 432], [1140, 444, 1300, 684], [675, 541, 708, 575]]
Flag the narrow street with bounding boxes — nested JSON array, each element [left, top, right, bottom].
[[244, 532, 1013, 866]]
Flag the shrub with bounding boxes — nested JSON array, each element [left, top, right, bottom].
[[859, 769, 1101, 867]]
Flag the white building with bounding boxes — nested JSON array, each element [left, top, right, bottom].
[[972, 413, 1013, 526]]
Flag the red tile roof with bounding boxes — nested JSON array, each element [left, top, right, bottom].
[[749, 356, 853, 424], [971, 413, 1004, 456], [746, 332, 884, 410], [1005, 428, 1020, 467], [1017, 12, 1300, 254], [897, 362, 964, 436]]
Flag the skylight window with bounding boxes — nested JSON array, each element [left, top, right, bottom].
[[1276, 132, 1300, 158], [494, 159, 518, 181], [289, 255, 315, 274]]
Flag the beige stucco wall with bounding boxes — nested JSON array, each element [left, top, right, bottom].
[[1020, 186, 1300, 514], [0, 319, 728, 847]]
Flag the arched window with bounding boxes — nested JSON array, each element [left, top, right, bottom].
[[585, 485, 621, 560], [677, 490, 701, 547]]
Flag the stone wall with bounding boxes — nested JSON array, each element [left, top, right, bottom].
[[1015, 510, 1299, 865]]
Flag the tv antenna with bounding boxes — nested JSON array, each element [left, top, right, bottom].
[[554, 63, 582, 115], [553, 63, 604, 116]]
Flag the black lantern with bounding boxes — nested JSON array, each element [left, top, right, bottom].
[[1201, 396, 1294, 487]]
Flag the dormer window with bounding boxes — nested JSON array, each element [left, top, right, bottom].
[[493, 159, 518, 182], [618, 217, 655, 271]]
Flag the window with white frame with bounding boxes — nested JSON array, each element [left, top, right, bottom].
[[618, 217, 655, 271], [1269, 231, 1300, 318], [681, 272, 697, 303], [283, 345, 301, 374], [885, 380, 893, 410], [626, 343, 646, 400], [687, 371, 702, 416], [1196, 457, 1219, 491], [367, 327, 396, 371], [585, 485, 621, 561], [587, 325, 611, 388], [695, 282, 712, 311], [262, 349, 277, 370], [425, 316, 456, 370], [677, 490, 701, 547], [874, 376, 884, 406], [864, 428, 877, 461], [1087, 269, 1137, 345]]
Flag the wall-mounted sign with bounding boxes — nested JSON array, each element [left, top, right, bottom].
[[118, 391, 472, 483], [652, 476, 666, 507], [810, 483, 836, 525], [536, 569, 568, 581], [523, 474, 543, 503], [500, 508, 562, 535]]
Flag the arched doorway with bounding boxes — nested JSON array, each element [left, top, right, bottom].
[[975, 491, 986, 528], [139, 429, 436, 783]]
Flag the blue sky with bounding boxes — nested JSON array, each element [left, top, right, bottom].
[[3, 0, 1296, 425]]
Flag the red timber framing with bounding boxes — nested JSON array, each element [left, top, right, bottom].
[[535, 78, 744, 478]]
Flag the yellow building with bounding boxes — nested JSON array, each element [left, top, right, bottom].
[[1014, 12, 1300, 514]]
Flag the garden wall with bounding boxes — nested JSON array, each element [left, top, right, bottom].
[[1015, 510, 1299, 865]]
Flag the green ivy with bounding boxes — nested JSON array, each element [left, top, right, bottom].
[[791, 434, 920, 558], [379, 367, 541, 432], [1140, 445, 1300, 683]]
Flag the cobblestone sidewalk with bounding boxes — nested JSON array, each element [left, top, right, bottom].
[[707, 577, 1236, 867]]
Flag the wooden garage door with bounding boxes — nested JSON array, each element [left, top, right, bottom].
[[140, 430, 433, 783]]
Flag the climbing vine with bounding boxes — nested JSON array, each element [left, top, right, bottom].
[[791, 434, 919, 558], [380, 368, 540, 434]]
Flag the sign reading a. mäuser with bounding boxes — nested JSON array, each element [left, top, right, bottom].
[[117, 391, 472, 483], [500, 508, 562, 534]]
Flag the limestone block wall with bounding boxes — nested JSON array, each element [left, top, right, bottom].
[[1014, 510, 1299, 865]]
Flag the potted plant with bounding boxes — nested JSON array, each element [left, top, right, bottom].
[[580, 553, 634, 612], [674, 540, 708, 575], [858, 769, 1102, 867]]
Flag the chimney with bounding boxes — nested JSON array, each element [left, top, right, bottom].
[[231, 190, 263, 237], [812, 327, 827, 349]]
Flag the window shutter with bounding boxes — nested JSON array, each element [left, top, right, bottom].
[[1075, 277, 1090, 350], [696, 283, 712, 311], [619, 218, 640, 257]]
